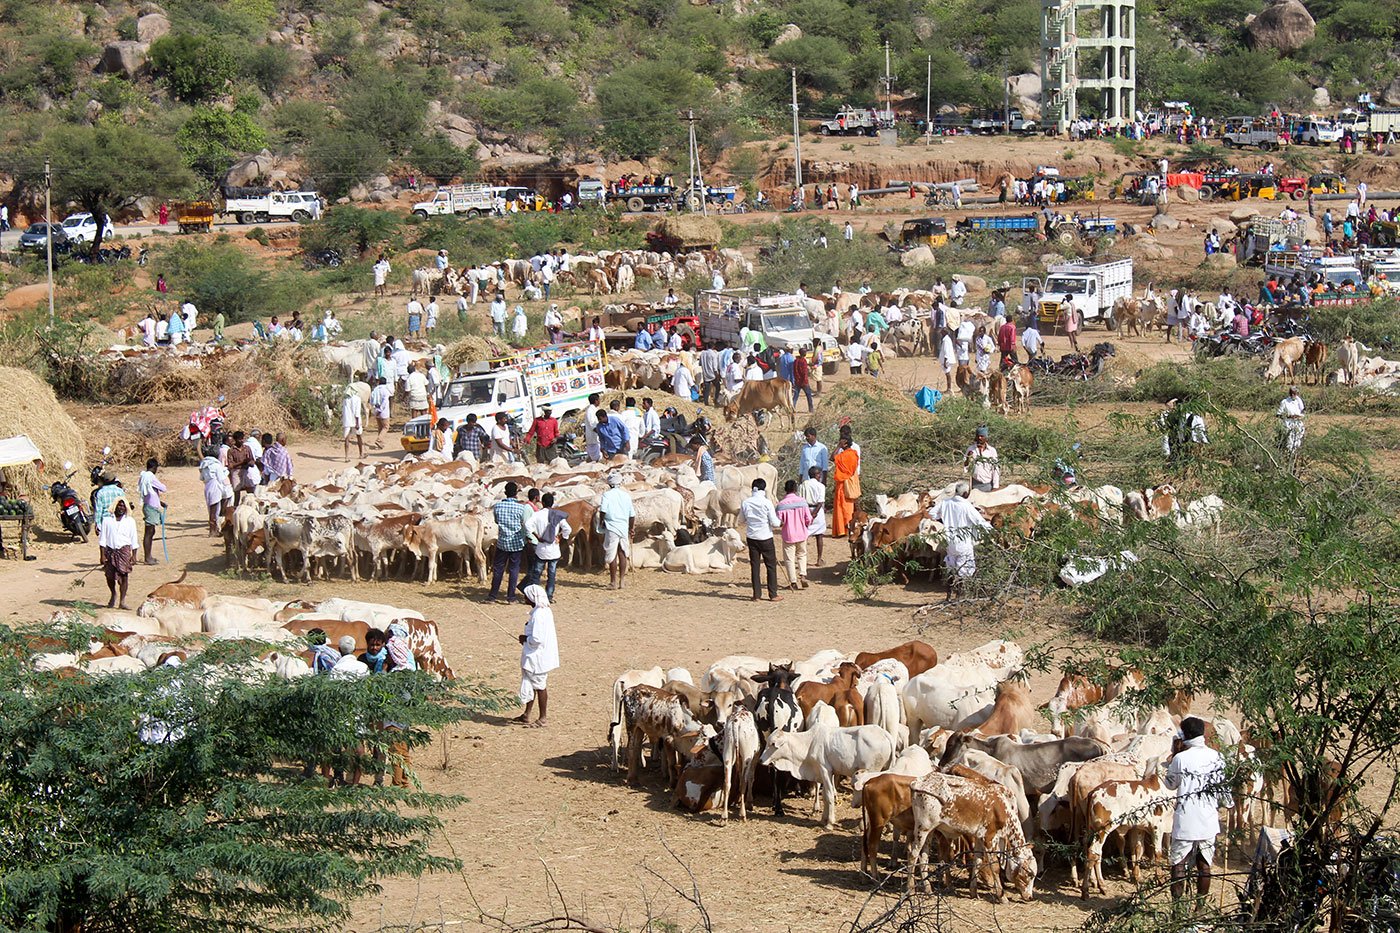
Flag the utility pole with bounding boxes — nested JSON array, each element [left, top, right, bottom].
[[882, 40, 894, 120], [44, 158, 54, 325], [925, 54, 932, 145], [1003, 63, 1011, 135], [684, 109, 706, 215], [791, 68, 803, 210]]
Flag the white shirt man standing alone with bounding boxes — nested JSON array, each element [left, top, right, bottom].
[[739, 479, 782, 602], [1164, 716, 1233, 908]]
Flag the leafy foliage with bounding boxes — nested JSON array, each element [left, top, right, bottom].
[[149, 34, 238, 102], [158, 239, 322, 323], [0, 622, 507, 933], [300, 206, 403, 257], [176, 107, 269, 182]]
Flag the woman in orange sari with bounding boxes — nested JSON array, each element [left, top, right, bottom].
[[830, 436, 861, 538]]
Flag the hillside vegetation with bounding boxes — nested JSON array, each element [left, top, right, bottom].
[[0, 0, 1396, 201]]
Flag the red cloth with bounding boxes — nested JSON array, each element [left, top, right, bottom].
[[792, 354, 810, 389]]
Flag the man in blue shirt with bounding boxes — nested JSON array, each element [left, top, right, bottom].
[[777, 348, 795, 383], [799, 427, 829, 483], [595, 411, 630, 459], [489, 482, 530, 603], [598, 472, 636, 590], [633, 324, 652, 351]]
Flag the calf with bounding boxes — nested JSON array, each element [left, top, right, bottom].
[[142, 570, 208, 611], [403, 515, 486, 584], [608, 666, 666, 770], [353, 512, 424, 581], [753, 662, 803, 817], [940, 731, 1105, 795], [716, 705, 760, 822], [966, 678, 1038, 737], [855, 640, 939, 678], [796, 661, 864, 728], [907, 771, 1037, 901], [1082, 772, 1173, 898], [861, 772, 917, 877], [621, 684, 702, 785], [864, 680, 904, 748], [759, 723, 896, 828], [554, 499, 600, 570], [722, 377, 796, 430], [659, 528, 743, 574]]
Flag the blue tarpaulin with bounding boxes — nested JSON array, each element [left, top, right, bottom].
[[915, 386, 942, 413]]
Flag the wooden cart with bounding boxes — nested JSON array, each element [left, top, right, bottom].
[[175, 200, 215, 234]]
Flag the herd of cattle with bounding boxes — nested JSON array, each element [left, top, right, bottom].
[[1263, 333, 1400, 390], [221, 455, 796, 584], [609, 639, 1272, 901], [39, 587, 453, 678]]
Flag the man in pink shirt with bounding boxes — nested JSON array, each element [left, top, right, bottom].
[[776, 479, 814, 590]]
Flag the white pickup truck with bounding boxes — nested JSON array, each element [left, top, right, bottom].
[[817, 106, 895, 137], [1221, 121, 1285, 150], [221, 189, 323, 224], [400, 343, 605, 454], [412, 184, 495, 218], [695, 288, 838, 358], [1025, 257, 1134, 330]]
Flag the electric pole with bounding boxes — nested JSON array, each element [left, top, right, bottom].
[[684, 109, 706, 215], [791, 68, 803, 209], [925, 54, 932, 145], [44, 158, 54, 325], [882, 40, 894, 121]]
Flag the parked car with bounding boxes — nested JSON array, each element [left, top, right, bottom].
[[17, 223, 69, 252], [60, 212, 107, 245]]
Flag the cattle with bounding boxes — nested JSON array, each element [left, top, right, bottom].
[[1175, 494, 1225, 542], [1064, 756, 1141, 886], [202, 601, 283, 639], [279, 617, 455, 679], [852, 746, 934, 808], [760, 724, 897, 828], [950, 748, 1032, 839], [554, 499, 600, 570], [1004, 364, 1032, 415], [1302, 339, 1328, 384], [266, 514, 358, 582], [608, 667, 667, 769], [1265, 336, 1306, 381], [715, 705, 761, 822], [1043, 672, 1129, 737], [673, 758, 725, 813], [353, 512, 425, 581], [1335, 336, 1362, 385], [854, 658, 911, 701], [864, 679, 904, 747], [299, 597, 426, 626], [855, 640, 939, 678], [402, 515, 487, 584], [628, 488, 685, 539], [1082, 772, 1173, 898], [628, 533, 674, 570], [659, 528, 743, 574], [753, 662, 804, 817], [987, 369, 1007, 415], [141, 570, 208, 612], [940, 731, 1106, 795], [795, 661, 864, 727], [907, 771, 1037, 901], [722, 377, 796, 430], [966, 678, 1038, 737], [621, 684, 703, 785], [1123, 484, 1179, 522], [860, 772, 918, 877], [903, 640, 1025, 738]]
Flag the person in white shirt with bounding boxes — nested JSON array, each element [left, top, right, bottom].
[[845, 340, 866, 376], [938, 327, 957, 392], [963, 428, 1000, 491], [139, 312, 157, 347], [406, 297, 424, 337], [425, 298, 438, 335], [617, 400, 642, 457], [489, 412, 519, 463], [583, 393, 602, 461], [405, 363, 430, 416], [1021, 321, 1043, 359], [373, 256, 391, 297], [435, 249, 449, 271], [512, 304, 528, 341], [98, 499, 139, 609], [490, 295, 507, 335], [341, 385, 364, 461], [514, 586, 559, 726], [663, 288, 679, 307], [543, 303, 563, 342], [181, 301, 197, 335], [955, 317, 975, 362], [369, 377, 392, 449], [1278, 385, 1305, 455], [1164, 716, 1233, 905], [843, 221, 854, 243], [738, 479, 782, 602], [525, 496, 571, 600], [744, 356, 764, 382], [723, 356, 745, 400], [950, 275, 968, 307], [329, 635, 369, 681], [800, 467, 827, 566], [930, 482, 992, 597], [323, 310, 342, 339], [711, 269, 726, 291]]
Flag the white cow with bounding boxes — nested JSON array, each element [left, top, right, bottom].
[[759, 723, 897, 828], [628, 533, 674, 570], [659, 528, 743, 574], [902, 640, 1025, 738], [608, 666, 667, 769], [851, 745, 933, 807], [718, 705, 761, 823], [864, 680, 905, 749]]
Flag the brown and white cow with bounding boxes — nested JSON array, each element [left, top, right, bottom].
[[279, 617, 455, 679], [855, 640, 939, 678], [1081, 772, 1174, 898], [907, 770, 1038, 901], [621, 684, 704, 785], [722, 377, 796, 430]]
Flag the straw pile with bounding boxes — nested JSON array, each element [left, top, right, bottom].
[[0, 367, 87, 531], [652, 214, 721, 250], [444, 335, 512, 369]]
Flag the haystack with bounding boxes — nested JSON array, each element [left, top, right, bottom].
[[0, 367, 86, 531], [444, 335, 512, 370], [652, 214, 722, 251]]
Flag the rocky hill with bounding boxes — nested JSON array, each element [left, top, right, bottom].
[[0, 0, 1396, 215]]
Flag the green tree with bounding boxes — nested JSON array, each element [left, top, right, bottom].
[[0, 622, 505, 933], [177, 107, 269, 182], [767, 37, 854, 93], [240, 43, 299, 97], [409, 132, 478, 184], [337, 74, 429, 149], [149, 34, 238, 102], [596, 61, 710, 159], [300, 205, 403, 256], [38, 124, 194, 254], [304, 127, 390, 200]]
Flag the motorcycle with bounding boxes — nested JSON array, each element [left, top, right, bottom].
[[303, 248, 343, 270], [553, 433, 590, 467], [637, 434, 672, 465], [49, 460, 91, 543], [88, 446, 115, 513]]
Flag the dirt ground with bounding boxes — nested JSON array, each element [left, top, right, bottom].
[[2, 330, 1286, 933]]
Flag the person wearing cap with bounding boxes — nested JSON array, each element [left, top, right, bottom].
[[514, 584, 558, 727], [739, 478, 783, 602], [598, 473, 635, 590], [435, 248, 449, 271], [1164, 716, 1233, 907], [964, 428, 1000, 492], [544, 303, 564, 344], [950, 275, 967, 307], [930, 481, 992, 598], [341, 385, 365, 461], [524, 405, 560, 463]]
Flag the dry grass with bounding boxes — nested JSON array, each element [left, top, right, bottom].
[[443, 335, 513, 369], [0, 367, 87, 531]]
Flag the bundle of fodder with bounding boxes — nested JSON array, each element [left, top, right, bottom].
[[222, 381, 299, 438], [651, 214, 721, 251], [443, 335, 512, 370], [0, 367, 86, 531], [107, 353, 217, 405]]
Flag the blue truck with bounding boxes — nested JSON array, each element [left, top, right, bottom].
[[956, 214, 1041, 237]]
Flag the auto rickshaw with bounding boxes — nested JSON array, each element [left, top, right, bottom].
[[898, 217, 949, 248]]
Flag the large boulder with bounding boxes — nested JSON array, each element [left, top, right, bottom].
[[430, 111, 479, 150], [1245, 0, 1315, 53], [773, 23, 802, 44], [1202, 252, 1237, 269], [1175, 185, 1200, 203], [1230, 205, 1262, 224], [225, 149, 276, 188], [136, 12, 171, 43], [900, 246, 936, 268], [957, 274, 988, 292], [1136, 239, 1174, 260], [1150, 212, 1181, 232], [97, 41, 149, 79], [1385, 76, 1400, 107], [1209, 217, 1238, 237], [1008, 72, 1042, 117], [1312, 86, 1330, 109], [997, 246, 1024, 264]]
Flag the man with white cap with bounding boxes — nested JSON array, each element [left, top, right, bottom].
[[930, 481, 992, 599], [514, 584, 558, 728], [1165, 716, 1233, 907], [950, 275, 968, 307], [598, 472, 635, 590]]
